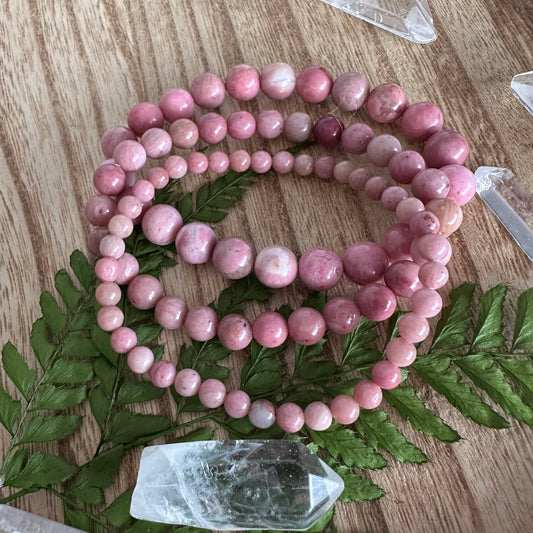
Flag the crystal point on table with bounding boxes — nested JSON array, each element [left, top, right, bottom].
[[130, 440, 344, 531], [0, 504, 85, 533], [511, 71, 533, 115], [320, 0, 436, 44]]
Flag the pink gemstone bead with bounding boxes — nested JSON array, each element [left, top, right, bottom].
[[366, 83, 407, 123], [95, 257, 120, 282], [296, 65, 333, 103], [293, 154, 314, 176], [212, 237, 254, 279], [169, 118, 199, 149], [88, 228, 110, 257], [97, 305, 124, 332], [140, 128, 172, 159], [323, 297, 361, 334], [356, 283, 397, 321], [190, 72, 225, 108], [411, 169, 451, 203], [372, 360, 402, 390], [229, 150, 251, 172], [217, 314, 253, 351], [331, 395, 360, 425], [366, 134, 402, 167], [251, 151, 272, 173], [225, 64, 260, 101], [272, 151, 294, 174], [164, 155, 188, 180], [185, 306, 218, 341], [276, 402, 305, 433], [396, 198, 425, 225], [132, 180, 155, 203], [288, 307, 326, 345], [423, 130, 470, 168], [401, 102, 444, 141], [260, 62, 296, 100], [441, 164, 476, 206], [142, 204, 183, 245], [127, 102, 164, 136], [381, 223, 415, 262], [187, 152, 209, 174], [384, 260, 422, 297], [252, 311, 288, 348], [331, 72, 369, 111], [113, 141, 147, 172], [208, 151, 230, 174], [299, 247, 343, 291], [95, 281, 121, 306], [108, 214, 134, 238], [93, 164, 126, 196], [343, 242, 388, 285], [227, 111, 256, 140], [115, 253, 139, 285], [256, 109, 284, 139], [85, 194, 117, 226], [314, 156, 336, 179], [155, 296, 188, 330], [418, 261, 449, 289], [99, 234, 125, 259], [117, 195, 143, 219], [110, 326, 137, 354], [127, 346, 154, 374], [313, 115, 344, 148], [348, 168, 372, 191], [364, 176, 389, 200], [353, 380, 382, 409], [158, 88, 195, 122], [381, 186, 408, 211], [224, 390, 251, 419], [410, 211, 440, 236], [150, 360, 177, 389], [333, 161, 354, 184], [415, 234, 451, 263], [397, 312, 430, 343], [198, 378, 226, 408], [411, 288, 443, 318], [101, 126, 137, 158], [175, 222, 217, 264], [284, 112, 313, 142], [342, 123, 374, 155], [254, 245, 298, 288], [304, 401, 332, 431], [197, 112, 227, 144], [174, 368, 201, 397], [426, 198, 463, 236], [388, 150, 426, 185], [249, 399, 276, 428], [385, 338, 417, 367], [127, 274, 163, 310]]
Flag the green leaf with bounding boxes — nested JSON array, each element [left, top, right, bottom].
[[72, 486, 103, 505], [19, 414, 81, 443], [296, 360, 338, 381], [294, 339, 327, 375], [30, 318, 55, 368], [414, 354, 509, 428], [195, 339, 232, 362], [117, 380, 166, 404], [40, 291, 68, 338], [31, 385, 87, 411], [70, 249, 96, 292], [102, 488, 134, 527], [281, 390, 325, 406], [471, 284, 507, 350], [335, 465, 385, 503], [241, 341, 283, 396], [55, 269, 82, 311], [7, 453, 77, 488], [356, 410, 428, 464], [47, 359, 94, 384], [214, 274, 273, 316], [304, 505, 335, 532], [0, 385, 21, 435], [513, 288, 533, 350], [108, 411, 171, 444], [195, 363, 230, 381], [499, 359, 533, 405], [64, 504, 94, 532], [456, 354, 533, 425], [2, 342, 37, 400], [176, 192, 193, 220], [88, 385, 109, 431], [341, 318, 380, 367], [309, 425, 388, 469], [384, 386, 460, 442], [125, 520, 169, 533], [61, 333, 100, 358], [1, 448, 27, 480], [94, 356, 117, 394], [302, 291, 328, 313], [91, 327, 119, 366], [134, 323, 164, 345]]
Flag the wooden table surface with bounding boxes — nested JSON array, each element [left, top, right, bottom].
[[1, 1, 533, 532]]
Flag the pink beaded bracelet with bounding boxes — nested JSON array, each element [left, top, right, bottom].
[[85, 62, 476, 433]]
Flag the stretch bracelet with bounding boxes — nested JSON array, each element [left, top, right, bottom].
[[84, 63, 475, 433]]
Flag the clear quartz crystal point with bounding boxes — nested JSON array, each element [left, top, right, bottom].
[[320, 0, 436, 44], [130, 440, 344, 531], [0, 504, 85, 533], [511, 71, 533, 115], [475, 167, 533, 262]]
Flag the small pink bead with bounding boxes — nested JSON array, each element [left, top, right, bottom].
[[284, 112, 313, 142], [401, 102, 444, 141], [225, 64, 260, 101], [396, 198, 425, 224], [97, 305, 124, 332], [229, 150, 251, 172], [117, 195, 143, 219], [272, 151, 294, 174], [249, 399, 276, 428], [93, 164, 126, 196], [333, 161, 354, 184], [381, 223, 416, 262], [254, 245, 298, 288], [411, 168, 450, 203], [88, 227, 109, 258], [140, 128, 172, 159], [190, 72, 225, 108], [410, 211, 440, 236], [343, 242, 388, 285], [174, 368, 201, 397], [348, 168, 372, 191], [410, 288, 443, 318], [299, 247, 343, 291], [113, 141, 147, 172], [99, 234, 125, 259], [251, 151, 272, 173], [175, 222, 217, 264], [101, 126, 137, 158], [296, 65, 333, 103], [331, 72, 369, 111], [256, 109, 284, 139], [356, 283, 397, 322], [95, 256, 120, 282], [150, 360, 177, 389], [342, 123, 374, 155], [142, 204, 183, 245], [260, 62, 295, 100], [197, 112, 227, 144], [127, 102, 164, 136], [187, 152, 209, 174], [132, 180, 155, 203], [169, 118, 199, 149], [85, 194, 117, 226], [115, 253, 139, 285], [397, 312, 430, 343], [364, 176, 389, 200], [127, 346, 155, 374], [331, 395, 360, 424], [314, 156, 336, 179], [217, 314, 253, 351], [212, 237, 254, 279], [108, 214, 134, 238], [323, 297, 361, 334], [441, 164, 476, 206], [198, 379, 227, 408], [366, 83, 407, 123], [164, 155, 188, 180], [95, 281, 121, 306], [353, 380, 382, 409], [158, 88, 195, 122], [127, 274, 163, 310], [389, 150, 426, 185], [276, 402, 305, 433], [227, 111, 256, 140], [313, 115, 344, 148], [252, 311, 288, 348], [381, 186, 408, 211], [224, 390, 251, 419], [372, 360, 402, 390], [293, 154, 314, 176], [304, 401, 332, 431], [208, 151, 230, 174], [288, 307, 326, 345], [185, 306, 218, 341], [385, 338, 417, 367], [418, 261, 449, 289], [366, 134, 402, 167], [147, 167, 170, 189], [155, 296, 188, 329], [415, 234, 451, 264], [110, 326, 137, 353], [423, 130, 470, 168], [384, 260, 422, 298]]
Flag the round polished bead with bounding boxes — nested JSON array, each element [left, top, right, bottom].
[[251, 151, 272, 173], [93, 164, 126, 196], [190, 72, 225, 108], [185, 306, 218, 341], [423, 130, 470, 168], [95, 257, 119, 282], [110, 327, 137, 353], [99, 234, 125, 259], [256, 109, 284, 139], [127, 346, 154, 374], [385, 338, 417, 367], [97, 305, 124, 332], [249, 399, 276, 428], [323, 297, 360, 334], [304, 401, 332, 431], [299, 247, 343, 291], [108, 214, 134, 238], [197, 112, 227, 144], [224, 390, 251, 419], [296, 66, 333, 103], [314, 156, 336, 180], [293, 154, 314, 176], [227, 110, 256, 139], [356, 283, 397, 321], [175, 222, 217, 264], [331, 395, 360, 424], [142, 204, 183, 245], [441, 164, 476, 206], [416, 234, 451, 263], [229, 150, 251, 172], [397, 312, 430, 343], [381, 186, 408, 211], [164, 155, 188, 179], [410, 211, 440, 236], [276, 402, 305, 433], [384, 260, 422, 297], [208, 151, 230, 174], [354, 380, 382, 409], [366, 83, 407, 123], [288, 307, 326, 345], [127, 102, 164, 136], [101, 126, 137, 158], [342, 123, 374, 155], [364, 176, 389, 200], [255, 245, 298, 288], [212, 237, 254, 279], [418, 261, 449, 289], [381, 223, 415, 262], [132, 180, 155, 203], [401, 102, 444, 141], [187, 151, 209, 174], [348, 167, 372, 191], [284, 112, 313, 142], [174, 368, 201, 397], [331, 71, 369, 111], [252, 311, 288, 348], [198, 378, 226, 408], [87, 227, 109, 257], [260, 62, 296, 100], [313, 115, 344, 148], [388, 150, 426, 185], [217, 314, 253, 351], [343, 242, 388, 285], [272, 151, 294, 174], [113, 141, 146, 172], [127, 274, 163, 310], [426, 198, 463, 236], [155, 296, 188, 330], [159, 88, 195, 122], [140, 128, 172, 159], [115, 253, 139, 285], [85, 194, 117, 226], [411, 288, 443, 317], [396, 197, 425, 224], [333, 160, 354, 184], [95, 281, 121, 306], [372, 360, 402, 390], [366, 134, 402, 167], [225, 64, 260, 101], [411, 168, 450, 203], [169, 118, 199, 149]]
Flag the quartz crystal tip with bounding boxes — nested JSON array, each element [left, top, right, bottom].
[[0, 504, 85, 533], [130, 440, 345, 531], [511, 71, 533, 116]]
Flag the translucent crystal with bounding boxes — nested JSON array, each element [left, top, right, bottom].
[[0, 504, 84, 533], [511, 71, 533, 115], [130, 440, 344, 531], [475, 166, 533, 261], [320, 0, 436, 44]]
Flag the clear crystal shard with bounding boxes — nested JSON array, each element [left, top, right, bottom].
[[320, 0, 436, 44], [475, 166, 533, 262], [130, 440, 344, 531], [511, 71, 533, 115], [0, 504, 85, 533]]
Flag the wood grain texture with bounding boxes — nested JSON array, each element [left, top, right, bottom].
[[1, 0, 532, 531]]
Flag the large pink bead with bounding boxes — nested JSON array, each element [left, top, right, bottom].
[[97, 305, 124, 332], [110, 326, 137, 354], [388, 150, 426, 184], [190, 72, 225, 108], [298, 247, 343, 291], [115, 253, 139, 285], [372, 360, 402, 389], [254, 245, 298, 288], [99, 234, 125, 259], [127, 346, 154, 374], [93, 164, 126, 196], [400, 102, 444, 141], [331, 72, 369, 111], [397, 312, 430, 343], [198, 379, 226, 408], [132, 180, 155, 203], [187, 152, 209, 174], [127, 274, 163, 310], [410, 288, 443, 317], [252, 311, 288, 348], [85, 194, 117, 226], [225, 64, 260, 101], [411, 169, 450, 203], [380, 223, 415, 262], [296, 66, 333, 103], [313, 115, 344, 148], [385, 338, 417, 367], [256, 109, 284, 139], [423, 130, 469, 168], [141, 128, 172, 159], [415, 234, 451, 263], [366, 134, 402, 167], [113, 141, 147, 172], [227, 111, 256, 139], [174, 368, 201, 397], [330, 395, 360, 424], [141, 204, 183, 245], [284, 112, 313, 142], [185, 306, 218, 341], [288, 307, 326, 345], [304, 401, 332, 431], [353, 380, 382, 409], [169, 118, 199, 149], [323, 297, 361, 335], [212, 237, 254, 279], [342, 123, 374, 155], [164, 155, 188, 180], [276, 402, 305, 433], [426, 198, 463, 236], [384, 260, 422, 297], [149, 360, 176, 389], [175, 222, 217, 264], [158, 88, 195, 122], [117, 194, 142, 219], [155, 296, 188, 330], [356, 283, 397, 321], [95, 281, 121, 306], [260, 62, 296, 100], [224, 390, 251, 419], [127, 102, 164, 136], [343, 242, 388, 285], [366, 83, 407, 123], [95, 257, 119, 282], [249, 399, 276, 428], [101, 126, 137, 158], [418, 261, 449, 289], [441, 164, 476, 206], [217, 314, 253, 351], [197, 112, 227, 144]]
